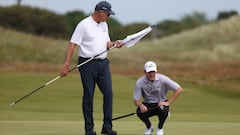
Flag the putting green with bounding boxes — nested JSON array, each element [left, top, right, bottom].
[[1, 120, 240, 135], [0, 73, 240, 135]]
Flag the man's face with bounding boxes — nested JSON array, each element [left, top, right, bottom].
[[100, 10, 110, 21], [145, 71, 156, 82]]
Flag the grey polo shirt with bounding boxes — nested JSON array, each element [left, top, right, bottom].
[[134, 73, 180, 103]]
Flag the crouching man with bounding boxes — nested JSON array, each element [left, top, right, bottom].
[[133, 61, 183, 135]]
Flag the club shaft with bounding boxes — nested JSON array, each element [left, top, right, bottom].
[[9, 76, 61, 107], [112, 113, 135, 121], [10, 85, 45, 107], [112, 106, 164, 121]]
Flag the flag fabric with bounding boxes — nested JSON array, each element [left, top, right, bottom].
[[123, 26, 152, 47]]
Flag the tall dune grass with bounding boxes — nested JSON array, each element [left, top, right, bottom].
[[0, 27, 75, 64], [0, 16, 240, 91], [1, 16, 240, 65], [113, 16, 240, 64]]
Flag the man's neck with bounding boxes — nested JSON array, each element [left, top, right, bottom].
[[92, 13, 101, 23]]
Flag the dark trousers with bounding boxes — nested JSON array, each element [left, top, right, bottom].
[[136, 103, 169, 129], [78, 57, 113, 132]]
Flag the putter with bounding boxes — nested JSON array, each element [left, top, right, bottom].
[[112, 105, 164, 121], [9, 26, 153, 107], [112, 113, 136, 121]]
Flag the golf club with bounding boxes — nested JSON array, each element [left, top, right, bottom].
[[112, 105, 164, 121], [9, 26, 153, 107], [112, 113, 135, 121]]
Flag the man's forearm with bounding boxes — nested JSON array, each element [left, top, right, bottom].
[[64, 42, 76, 65], [168, 87, 183, 105], [134, 100, 143, 107]]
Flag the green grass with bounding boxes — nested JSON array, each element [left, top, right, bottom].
[[1, 15, 240, 135], [1, 121, 239, 135], [0, 72, 240, 135]]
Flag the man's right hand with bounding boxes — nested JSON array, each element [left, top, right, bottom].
[[59, 64, 70, 77], [139, 104, 148, 113]]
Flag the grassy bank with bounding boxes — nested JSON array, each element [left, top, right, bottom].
[[1, 17, 239, 91], [1, 17, 240, 66]]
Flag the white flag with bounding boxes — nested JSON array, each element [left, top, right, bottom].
[[123, 26, 152, 47]]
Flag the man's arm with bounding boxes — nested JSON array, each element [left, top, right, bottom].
[[59, 42, 76, 77], [134, 100, 148, 113], [159, 86, 183, 107]]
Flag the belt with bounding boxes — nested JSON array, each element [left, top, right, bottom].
[[93, 58, 106, 61], [79, 57, 106, 61]]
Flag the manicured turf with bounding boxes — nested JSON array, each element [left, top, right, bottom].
[[0, 72, 240, 135], [1, 121, 240, 135]]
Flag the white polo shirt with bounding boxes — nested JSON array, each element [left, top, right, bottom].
[[134, 73, 180, 103], [70, 16, 110, 59]]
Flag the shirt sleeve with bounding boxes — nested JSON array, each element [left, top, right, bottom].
[[161, 75, 180, 91], [70, 22, 85, 46], [133, 78, 143, 100]]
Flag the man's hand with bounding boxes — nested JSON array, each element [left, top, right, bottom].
[[158, 101, 170, 107], [59, 64, 70, 77], [114, 40, 124, 48], [139, 104, 148, 113]]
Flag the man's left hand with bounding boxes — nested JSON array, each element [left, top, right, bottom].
[[114, 40, 124, 48], [158, 101, 170, 107]]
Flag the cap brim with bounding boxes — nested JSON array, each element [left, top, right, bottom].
[[145, 67, 157, 73], [108, 10, 115, 15]]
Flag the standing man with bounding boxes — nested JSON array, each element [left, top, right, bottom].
[[133, 61, 183, 135], [60, 1, 123, 135]]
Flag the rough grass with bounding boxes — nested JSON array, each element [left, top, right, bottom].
[[0, 27, 72, 64], [1, 16, 240, 66]]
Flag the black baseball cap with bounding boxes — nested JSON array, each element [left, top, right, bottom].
[[95, 1, 115, 15]]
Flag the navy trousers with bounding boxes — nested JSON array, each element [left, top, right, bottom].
[[78, 57, 113, 132]]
